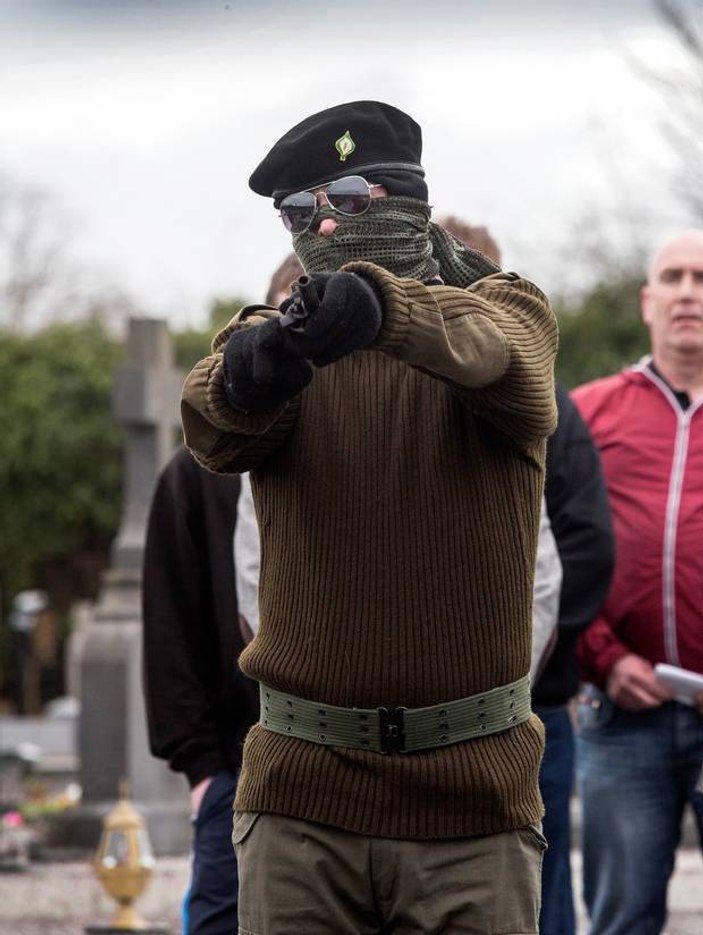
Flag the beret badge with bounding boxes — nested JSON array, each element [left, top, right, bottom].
[[334, 130, 356, 162]]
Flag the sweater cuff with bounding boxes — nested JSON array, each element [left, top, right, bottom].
[[207, 357, 292, 432], [591, 644, 631, 689], [577, 618, 630, 689], [340, 261, 412, 352], [184, 751, 229, 789]]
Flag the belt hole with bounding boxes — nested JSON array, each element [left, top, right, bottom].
[[439, 709, 447, 717], [265, 692, 270, 699], [508, 715, 516, 723], [440, 734, 448, 743], [509, 701, 515, 709], [509, 689, 515, 695], [318, 709, 326, 716], [440, 721, 449, 731], [361, 738, 370, 746], [264, 706, 269, 713], [287, 713, 294, 721], [480, 724, 487, 731], [287, 700, 293, 707], [359, 714, 368, 721], [264, 719, 268, 726], [319, 734, 326, 741], [478, 711, 486, 720], [477, 699, 485, 707], [286, 726, 292, 732], [318, 722, 327, 729], [360, 726, 369, 733]]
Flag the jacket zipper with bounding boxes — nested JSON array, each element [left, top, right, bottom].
[[638, 364, 703, 666]]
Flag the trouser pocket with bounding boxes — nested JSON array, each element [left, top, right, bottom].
[[232, 810, 260, 848]]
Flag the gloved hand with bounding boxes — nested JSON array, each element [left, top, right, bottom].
[[280, 271, 383, 367], [222, 318, 313, 413]]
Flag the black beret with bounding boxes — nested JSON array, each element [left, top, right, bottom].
[[249, 100, 426, 203]]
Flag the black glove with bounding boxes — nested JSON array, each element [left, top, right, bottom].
[[222, 318, 313, 413], [280, 271, 383, 367]]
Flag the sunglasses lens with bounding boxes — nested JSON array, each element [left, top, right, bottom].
[[326, 176, 371, 216], [280, 192, 316, 233]]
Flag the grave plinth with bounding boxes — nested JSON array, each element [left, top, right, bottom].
[[60, 318, 191, 855]]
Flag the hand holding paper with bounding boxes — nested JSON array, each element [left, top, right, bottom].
[[607, 654, 673, 710]]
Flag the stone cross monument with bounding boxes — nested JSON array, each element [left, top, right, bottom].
[[66, 318, 191, 854]]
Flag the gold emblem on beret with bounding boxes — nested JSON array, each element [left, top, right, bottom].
[[334, 130, 356, 162]]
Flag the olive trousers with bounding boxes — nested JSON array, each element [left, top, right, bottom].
[[233, 811, 545, 935]]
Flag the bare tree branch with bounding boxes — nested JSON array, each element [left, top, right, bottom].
[[656, 0, 703, 58], [625, 2, 703, 222], [0, 173, 73, 332]]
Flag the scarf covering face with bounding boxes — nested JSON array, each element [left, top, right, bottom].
[[292, 196, 500, 286]]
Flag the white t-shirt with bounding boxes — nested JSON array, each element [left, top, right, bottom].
[[234, 472, 260, 636], [531, 496, 562, 680]]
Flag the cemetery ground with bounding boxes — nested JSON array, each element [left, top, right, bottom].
[[0, 843, 702, 934], [3, 798, 702, 934]]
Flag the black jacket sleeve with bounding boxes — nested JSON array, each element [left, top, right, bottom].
[[533, 385, 615, 705], [142, 447, 259, 787]]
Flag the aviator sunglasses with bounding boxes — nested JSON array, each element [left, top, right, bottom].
[[278, 175, 384, 234]]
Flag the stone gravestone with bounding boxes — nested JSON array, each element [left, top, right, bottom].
[[62, 318, 191, 855]]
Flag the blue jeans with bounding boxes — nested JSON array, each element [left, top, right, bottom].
[[535, 704, 576, 935], [182, 770, 239, 935], [576, 686, 703, 935]]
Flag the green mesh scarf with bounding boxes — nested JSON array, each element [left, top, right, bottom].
[[292, 196, 500, 287]]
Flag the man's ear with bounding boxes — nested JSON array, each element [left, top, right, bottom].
[[641, 284, 652, 326]]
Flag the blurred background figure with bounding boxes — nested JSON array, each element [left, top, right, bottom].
[[142, 451, 258, 935], [438, 215, 615, 935], [263, 252, 305, 308], [436, 217, 501, 272], [7, 590, 56, 715], [142, 253, 301, 934], [573, 229, 703, 935], [536, 384, 614, 935]]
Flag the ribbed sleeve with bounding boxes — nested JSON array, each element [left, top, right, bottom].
[[345, 264, 558, 446]]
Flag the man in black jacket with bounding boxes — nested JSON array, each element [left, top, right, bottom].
[[437, 217, 614, 935], [535, 385, 615, 935], [142, 447, 259, 934]]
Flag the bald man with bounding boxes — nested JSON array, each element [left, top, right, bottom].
[[572, 230, 703, 935]]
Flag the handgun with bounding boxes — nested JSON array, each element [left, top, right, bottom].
[[279, 275, 320, 332]]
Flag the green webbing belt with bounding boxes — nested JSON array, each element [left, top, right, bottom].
[[259, 675, 532, 754]]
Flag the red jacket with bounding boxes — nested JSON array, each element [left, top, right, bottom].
[[572, 362, 703, 687]]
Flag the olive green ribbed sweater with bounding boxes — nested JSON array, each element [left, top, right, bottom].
[[181, 265, 558, 839]]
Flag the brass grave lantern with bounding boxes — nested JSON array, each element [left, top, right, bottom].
[[88, 780, 166, 933]]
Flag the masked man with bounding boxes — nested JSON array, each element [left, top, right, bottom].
[[181, 100, 558, 934]]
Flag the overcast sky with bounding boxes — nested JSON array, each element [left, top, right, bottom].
[[0, 0, 697, 327]]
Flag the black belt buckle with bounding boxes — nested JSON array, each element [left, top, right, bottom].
[[378, 706, 407, 754]]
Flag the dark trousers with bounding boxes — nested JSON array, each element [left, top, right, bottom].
[[535, 704, 576, 935], [183, 769, 239, 935]]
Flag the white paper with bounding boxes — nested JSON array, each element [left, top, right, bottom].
[[654, 663, 703, 706]]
